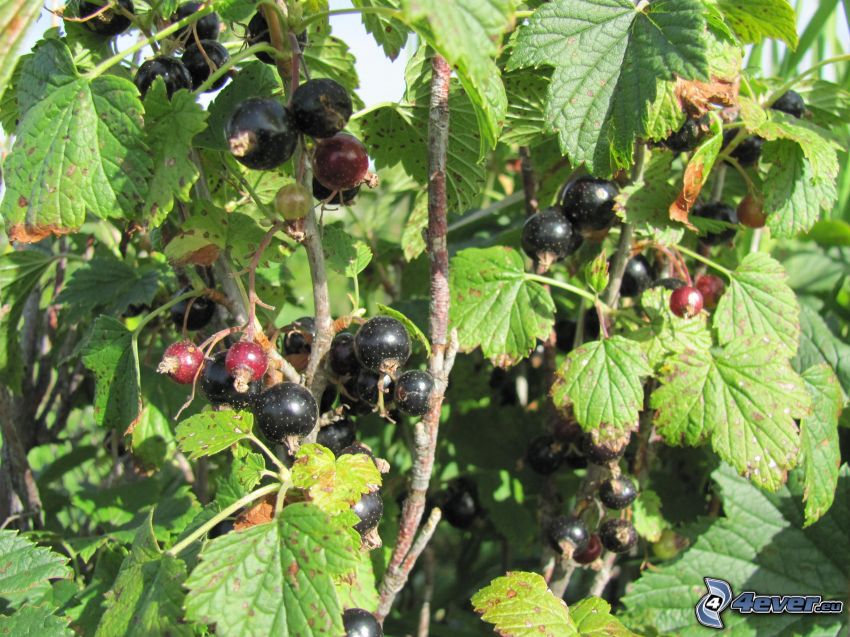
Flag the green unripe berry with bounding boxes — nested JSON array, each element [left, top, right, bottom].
[[274, 183, 312, 221]]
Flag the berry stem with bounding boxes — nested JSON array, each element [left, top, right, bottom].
[[246, 221, 284, 339], [524, 274, 605, 308], [248, 434, 289, 473], [674, 244, 732, 277]]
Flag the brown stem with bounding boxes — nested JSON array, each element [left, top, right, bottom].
[[261, 3, 291, 84], [376, 54, 453, 621]]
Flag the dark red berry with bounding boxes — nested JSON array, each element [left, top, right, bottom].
[[737, 194, 766, 229], [582, 435, 628, 465], [354, 316, 411, 373], [170, 289, 216, 331], [182, 40, 229, 91], [559, 176, 619, 232], [573, 533, 602, 564], [316, 419, 357, 455], [312, 176, 360, 205], [526, 435, 565, 475], [291, 78, 353, 139], [329, 332, 360, 377], [201, 351, 261, 408], [225, 342, 268, 392], [283, 317, 315, 356], [313, 133, 369, 191], [695, 274, 724, 310], [723, 130, 763, 167], [599, 476, 638, 510], [521, 207, 578, 263], [771, 90, 805, 119], [394, 370, 434, 417], [599, 518, 638, 553], [354, 369, 394, 406], [158, 341, 204, 384], [134, 57, 192, 99], [254, 382, 318, 443], [548, 515, 589, 557], [76, 0, 133, 36], [692, 201, 738, 245], [226, 98, 297, 170], [343, 608, 383, 637], [352, 490, 383, 535], [618, 254, 653, 298], [172, 2, 220, 41], [669, 285, 704, 318], [443, 477, 480, 530]]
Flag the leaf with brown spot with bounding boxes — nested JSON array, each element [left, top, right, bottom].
[[675, 76, 738, 118], [669, 115, 723, 226]]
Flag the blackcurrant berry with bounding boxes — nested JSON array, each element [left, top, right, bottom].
[[76, 0, 133, 36], [599, 476, 638, 510], [343, 608, 383, 637], [340, 381, 372, 416], [172, 2, 220, 41], [692, 201, 738, 246], [316, 419, 357, 455], [650, 277, 686, 291], [521, 207, 577, 263], [291, 78, 353, 139], [170, 289, 216, 331], [182, 40, 229, 91], [246, 12, 274, 64], [225, 342, 268, 392], [134, 57, 193, 99], [695, 274, 724, 310], [354, 369, 394, 406], [669, 285, 704, 319], [157, 341, 204, 384], [283, 317, 315, 355], [225, 98, 297, 170], [582, 435, 628, 465], [548, 515, 589, 557], [723, 129, 764, 167], [394, 370, 434, 417], [618, 254, 653, 298], [254, 382, 318, 443], [771, 90, 805, 119], [274, 183, 312, 221], [352, 491, 383, 535], [573, 533, 602, 564], [354, 316, 411, 373], [443, 477, 480, 530], [662, 117, 703, 153], [554, 319, 577, 353], [599, 518, 638, 553], [559, 176, 619, 232], [312, 176, 360, 205], [208, 519, 234, 538], [737, 193, 766, 229], [553, 416, 582, 444], [201, 351, 261, 408], [313, 133, 369, 191], [329, 332, 360, 377], [526, 435, 565, 475]]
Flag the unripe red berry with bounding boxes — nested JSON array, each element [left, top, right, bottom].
[[313, 133, 369, 191], [225, 342, 268, 393], [158, 341, 204, 384], [695, 274, 725, 310], [737, 194, 767, 229], [669, 285, 704, 318]]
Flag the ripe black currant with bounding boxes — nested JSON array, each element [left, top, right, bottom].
[[695, 274, 724, 310], [723, 129, 764, 167], [443, 477, 480, 530], [394, 370, 434, 417], [208, 519, 235, 538], [669, 285, 704, 319], [158, 341, 204, 384], [692, 201, 738, 245], [352, 491, 383, 535], [313, 133, 369, 191], [329, 332, 360, 377], [170, 289, 216, 331], [134, 57, 193, 99], [340, 380, 373, 416], [354, 316, 411, 373], [172, 2, 220, 41], [343, 608, 383, 637], [312, 176, 360, 205], [254, 382, 318, 443], [76, 0, 134, 36], [246, 12, 274, 64], [521, 207, 577, 263], [339, 442, 378, 466], [662, 117, 703, 153], [599, 518, 638, 553], [291, 78, 353, 139], [582, 435, 628, 465], [771, 90, 805, 119], [573, 533, 602, 564], [283, 317, 316, 356], [525, 435, 565, 475], [618, 254, 653, 298], [225, 98, 297, 170], [320, 385, 337, 412], [599, 476, 638, 510], [548, 515, 589, 557], [559, 176, 619, 232], [354, 369, 394, 406], [201, 351, 261, 408], [182, 40, 229, 91], [225, 342, 268, 392], [316, 419, 357, 456]]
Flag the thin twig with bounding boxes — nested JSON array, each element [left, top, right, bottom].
[[589, 552, 619, 597]]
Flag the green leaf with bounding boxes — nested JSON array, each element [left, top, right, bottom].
[[509, 0, 708, 175], [570, 597, 636, 636], [806, 219, 850, 247], [799, 364, 844, 526], [175, 410, 255, 460], [212, 0, 257, 22], [184, 503, 360, 637], [449, 247, 555, 366], [81, 317, 141, 430], [292, 444, 382, 516], [631, 490, 667, 542], [56, 256, 160, 320], [644, 80, 686, 143], [302, 33, 361, 103], [1, 39, 152, 241], [95, 515, 190, 637], [143, 80, 209, 226], [621, 464, 850, 636], [351, 0, 408, 60], [163, 201, 227, 266], [0, 605, 73, 637], [552, 336, 651, 439], [616, 153, 684, 245], [712, 0, 798, 48], [0, 530, 71, 609], [400, 193, 428, 261], [399, 0, 511, 152], [652, 338, 811, 491], [377, 303, 431, 357], [323, 224, 372, 278], [713, 252, 801, 358], [501, 68, 550, 147], [471, 571, 576, 636], [0, 0, 43, 95], [794, 303, 850, 396]]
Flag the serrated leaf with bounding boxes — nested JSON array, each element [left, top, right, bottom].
[[632, 489, 667, 542], [0, 530, 71, 609], [794, 303, 850, 396], [712, 0, 798, 48], [552, 336, 651, 439], [351, 0, 408, 60], [799, 364, 844, 526], [56, 256, 160, 320], [509, 0, 708, 175], [501, 68, 550, 146], [0, 39, 152, 242], [622, 464, 850, 636], [81, 317, 141, 430], [616, 153, 684, 245], [652, 338, 811, 491], [211, 0, 257, 22], [449, 247, 555, 367], [0, 605, 73, 637], [175, 410, 254, 460], [400, 193, 428, 261], [292, 444, 381, 516], [163, 205, 226, 266], [471, 571, 576, 637], [644, 80, 687, 143], [333, 550, 378, 611], [570, 597, 636, 637], [302, 34, 360, 103], [184, 503, 360, 637], [323, 224, 372, 277], [0, 0, 43, 96], [714, 253, 801, 358], [377, 303, 431, 357]]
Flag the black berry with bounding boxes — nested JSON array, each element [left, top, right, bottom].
[[526, 435, 565, 475], [170, 290, 216, 330], [771, 90, 805, 119], [618, 254, 653, 298], [254, 382, 318, 442], [157, 341, 204, 384], [599, 476, 637, 510], [172, 2, 220, 41], [662, 117, 702, 153], [208, 519, 234, 538], [352, 491, 383, 535], [343, 608, 383, 637], [559, 176, 619, 232], [599, 518, 638, 553], [134, 57, 192, 99], [339, 442, 377, 466], [329, 332, 360, 377], [669, 285, 704, 319], [201, 351, 261, 408], [76, 0, 133, 36], [443, 477, 480, 530], [225, 98, 297, 170], [394, 370, 434, 417], [291, 78, 353, 139], [316, 419, 357, 455], [548, 515, 589, 556], [692, 202, 738, 245], [313, 133, 369, 191], [723, 129, 763, 167], [354, 316, 411, 373], [182, 40, 229, 91], [354, 369, 394, 406], [582, 435, 628, 465], [573, 533, 602, 564], [283, 317, 315, 356], [246, 12, 274, 64], [312, 177, 360, 205], [521, 208, 577, 263]]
